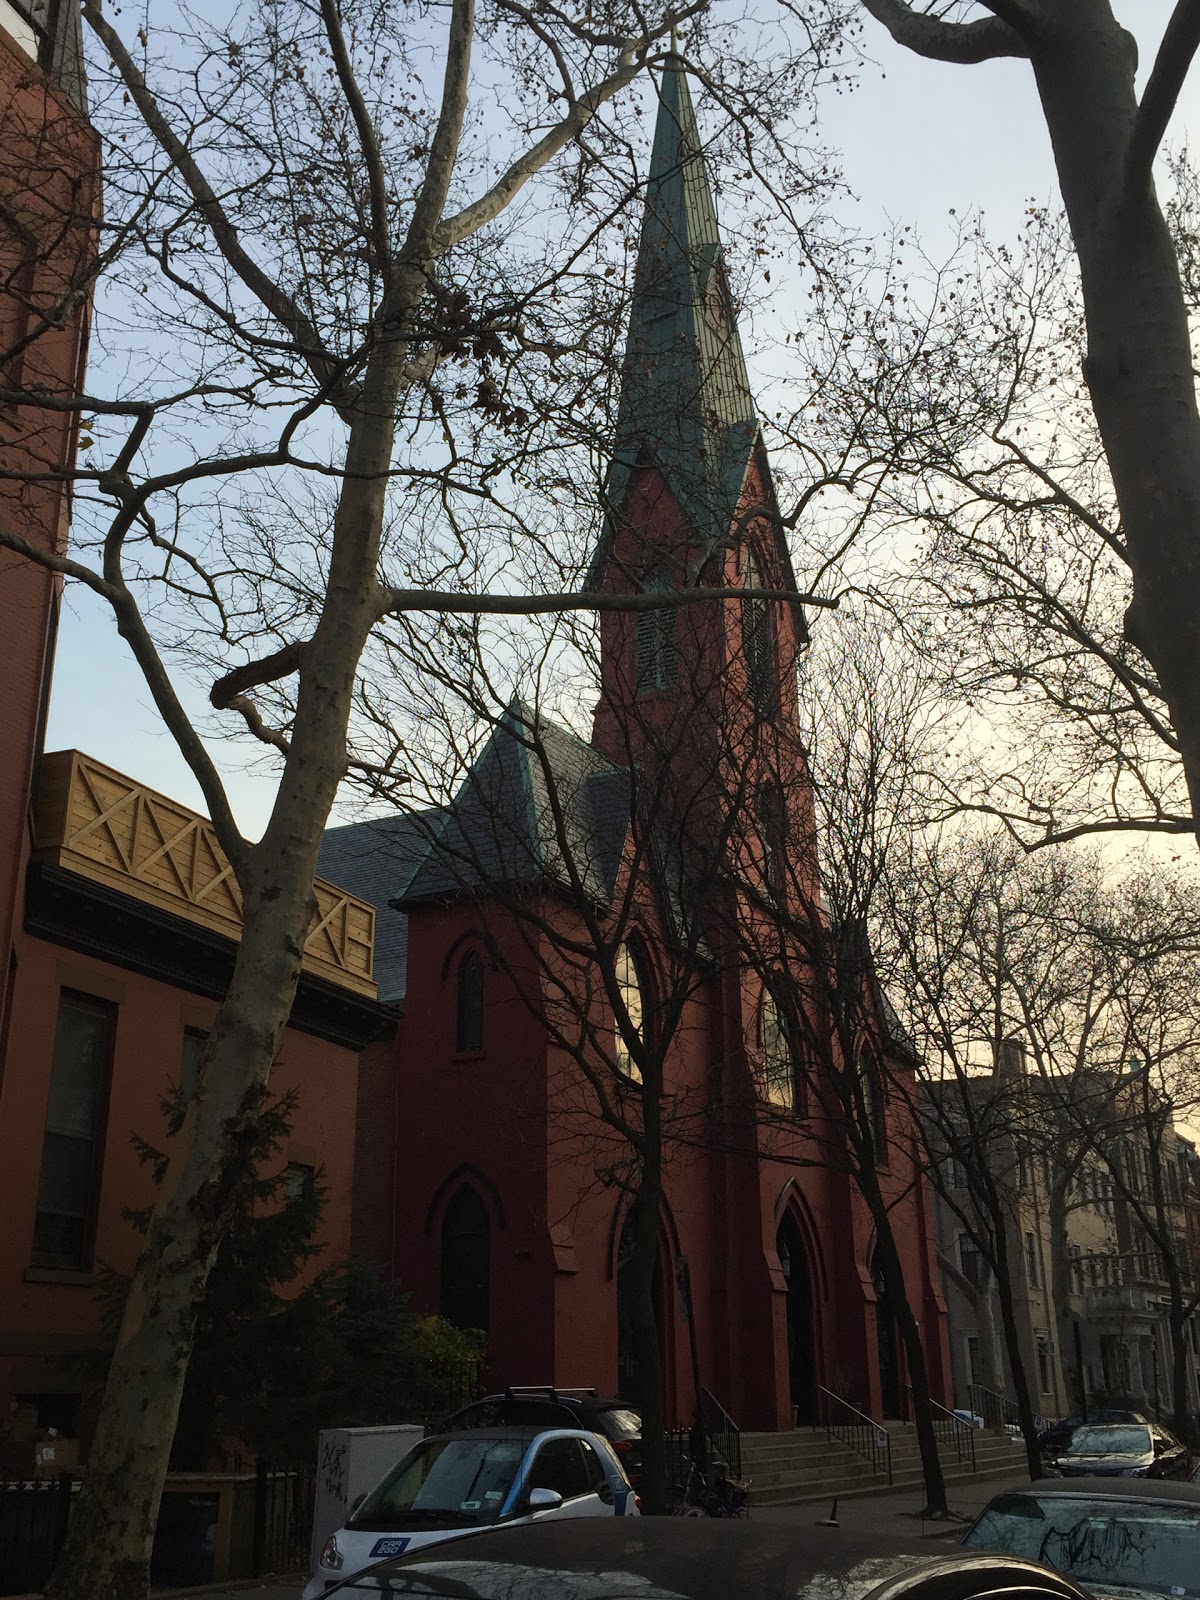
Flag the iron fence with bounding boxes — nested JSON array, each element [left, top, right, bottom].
[[252, 1460, 315, 1578], [0, 1474, 76, 1597], [419, 1357, 484, 1427]]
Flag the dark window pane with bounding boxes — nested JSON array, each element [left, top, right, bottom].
[[440, 1186, 490, 1332], [32, 994, 113, 1269], [579, 1440, 607, 1491], [528, 1438, 587, 1501], [456, 952, 484, 1053]]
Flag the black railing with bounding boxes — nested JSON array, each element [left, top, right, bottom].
[[814, 1386, 891, 1483], [0, 1473, 76, 1596], [419, 1357, 484, 1427], [967, 1383, 1024, 1432], [698, 1386, 742, 1479], [910, 1390, 976, 1468], [252, 1461, 315, 1579]]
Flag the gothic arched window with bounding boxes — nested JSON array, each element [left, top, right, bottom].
[[614, 941, 648, 1084], [856, 1043, 888, 1163], [741, 547, 774, 711], [635, 572, 676, 693], [456, 950, 484, 1053], [757, 780, 787, 901], [759, 989, 797, 1110], [440, 1185, 491, 1332]]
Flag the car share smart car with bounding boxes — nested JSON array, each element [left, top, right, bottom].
[[302, 1426, 637, 1598]]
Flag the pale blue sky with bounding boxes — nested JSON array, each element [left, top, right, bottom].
[[45, 2, 1197, 839]]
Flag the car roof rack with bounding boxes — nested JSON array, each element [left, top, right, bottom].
[[502, 1386, 599, 1400]]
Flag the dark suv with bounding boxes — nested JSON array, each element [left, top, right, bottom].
[[442, 1388, 643, 1488]]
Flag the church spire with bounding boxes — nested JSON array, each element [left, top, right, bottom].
[[589, 53, 759, 585]]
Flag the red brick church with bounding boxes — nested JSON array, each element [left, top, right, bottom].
[[322, 56, 950, 1434]]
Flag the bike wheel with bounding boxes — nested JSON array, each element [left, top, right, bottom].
[[677, 1505, 708, 1517]]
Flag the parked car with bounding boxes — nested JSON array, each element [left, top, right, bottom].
[[963, 1478, 1200, 1597], [302, 1426, 637, 1600], [1038, 1409, 1148, 1458], [442, 1387, 643, 1487], [1041, 1422, 1189, 1478], [316, 1513, 1094, 1599]]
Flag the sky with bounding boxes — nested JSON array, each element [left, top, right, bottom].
[[42, 1, 1200, 840]]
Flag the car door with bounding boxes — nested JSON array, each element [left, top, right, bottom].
[[523, 1436, 609, 1519]]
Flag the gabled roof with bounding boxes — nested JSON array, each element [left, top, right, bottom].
[[586, 55, 759, 587], [317, 811, 441, 1003], [398, 707, 630, 909]]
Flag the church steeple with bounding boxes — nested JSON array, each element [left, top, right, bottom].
[[588, 54, 759, 586]]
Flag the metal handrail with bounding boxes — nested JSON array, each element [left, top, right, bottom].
[[814, 1386, 892, 1484], [921, 1392, 977, 1468], [967, 1383, 1022, 1432], [699, 1386, 742, 1478]]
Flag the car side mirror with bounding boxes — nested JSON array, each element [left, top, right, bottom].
[[528, 1487, 563, 1512], [597, 1480, 614, 1504], [351, 1493, 366, 1512], [1153, 1439, 1165, 1454]]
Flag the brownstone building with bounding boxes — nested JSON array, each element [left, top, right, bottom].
[[0, 3, 392, 1453]]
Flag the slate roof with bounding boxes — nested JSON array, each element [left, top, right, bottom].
[[587, 56, 759, 589], [399, 707, 631, 909], [584, 55, 807, 648], [316, 810, 443, 1004]]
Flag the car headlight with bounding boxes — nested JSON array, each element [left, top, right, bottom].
[[319, 1534, 344, 1571]]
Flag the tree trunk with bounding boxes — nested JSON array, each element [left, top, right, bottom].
[[45, 341, 407, 1600], [1048, 1180, 1081, 1416], [1029, 14, 1200, 839], [936, 1253, 1002, 1397], [991, 1226, 1043, 1482], [630, 1170, 667, 1514], [858, 1166, 947, 1516]]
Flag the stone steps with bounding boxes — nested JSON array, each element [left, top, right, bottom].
[[740, 1423, 1027, 1508]]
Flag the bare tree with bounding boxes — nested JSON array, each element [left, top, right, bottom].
[[0, 3, 849, 1590], [846, 1, 1200, 845]]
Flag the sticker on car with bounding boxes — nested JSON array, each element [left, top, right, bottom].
[[369, 1536, 412, 1558]]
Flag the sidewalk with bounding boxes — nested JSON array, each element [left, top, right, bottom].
[[753, 1467, 1034, 1539]]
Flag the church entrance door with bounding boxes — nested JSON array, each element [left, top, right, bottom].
[[873, 1251, 902, 1418], [776, 1213, 816, 1424]]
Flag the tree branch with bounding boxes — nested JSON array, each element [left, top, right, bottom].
[[210, 641, 307, 711], [404, 0, 475, 259], [1125, 0, 1200, 198], [436, 8, 705, 248], [859, 0, 1030, 63], [378, 583, 839, 620], [81, 0, 346, 400], [0, 520, 250, 873], [317, 0, 392, 283]]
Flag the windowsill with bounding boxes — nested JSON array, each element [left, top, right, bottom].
[[25, 1266, 98, 1286], [451, 1050, 486, 1063]]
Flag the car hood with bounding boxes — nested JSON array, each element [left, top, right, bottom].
[[1054, 1452, 1155, 1474]]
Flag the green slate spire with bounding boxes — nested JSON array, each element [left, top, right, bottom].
[[589, 53, 759, 586]]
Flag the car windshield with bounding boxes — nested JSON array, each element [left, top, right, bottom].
[[965, 1491, 1200, 1597], [351, 1437, 527, 1530], [1063, 1425, 1151, 1455]]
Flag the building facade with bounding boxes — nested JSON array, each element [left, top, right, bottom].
[[0, 5, 392, 1453], [320, 57, 951, 1435], [929, 1048, 1200, 1427]]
